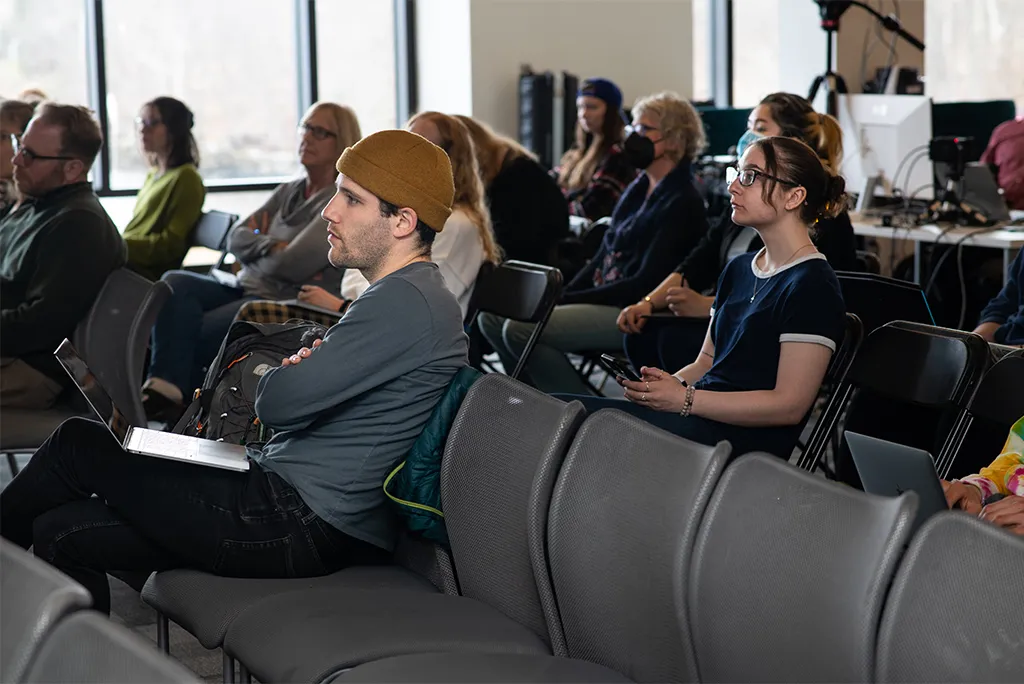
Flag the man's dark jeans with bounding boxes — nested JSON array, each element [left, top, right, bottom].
[[0, 418, 388, 613]]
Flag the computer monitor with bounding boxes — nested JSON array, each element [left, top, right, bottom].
[[836, 94, 934, 206]]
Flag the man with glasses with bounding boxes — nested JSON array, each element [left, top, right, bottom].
[[0, 103, 126, 410]]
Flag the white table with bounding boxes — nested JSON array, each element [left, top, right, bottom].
[[852, 219, 1024, 286]]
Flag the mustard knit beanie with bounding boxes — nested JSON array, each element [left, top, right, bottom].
[[335, 129, 454, 232]]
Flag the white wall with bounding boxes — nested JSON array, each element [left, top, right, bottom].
[[416, 0, 694, 137]]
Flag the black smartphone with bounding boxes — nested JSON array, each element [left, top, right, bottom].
[[600, 354, 641, 382]]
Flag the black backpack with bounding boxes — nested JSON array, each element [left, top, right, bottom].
[[172, 320, 327, 445]]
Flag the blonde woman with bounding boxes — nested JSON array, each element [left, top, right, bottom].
[[480, 92, 711, 396], [143, 101, 361, 420], [455, 115, 568, 266], [293, 112, 500, 320]]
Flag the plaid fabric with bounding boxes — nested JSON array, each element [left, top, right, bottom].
[[234, 300, 344, 327], [564, 144, 638, 221]]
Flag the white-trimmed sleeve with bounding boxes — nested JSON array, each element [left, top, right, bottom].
[[777, 269, 845, 355], [779, 332, 836, 351]]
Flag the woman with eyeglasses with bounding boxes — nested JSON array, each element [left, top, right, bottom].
[[553, 78, 637, 221], [141, 102, 361, 421], [575, 136, 847, 459], [291, 111, 501, 319], [480, 92, 710, 396], [120, 97, 205, 281], [618, 92, 856, 372]]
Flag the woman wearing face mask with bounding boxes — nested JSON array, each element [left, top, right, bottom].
[[553, 78, 637, 221], [480, 91, 709, 396], [618, 92, 857, 371], [121, 97, 205, 281], [570, 136, 847, 459]]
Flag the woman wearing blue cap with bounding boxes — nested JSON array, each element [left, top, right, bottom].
[[555, 77, 638, 221]]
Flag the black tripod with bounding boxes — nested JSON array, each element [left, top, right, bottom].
[[808, 1, 926, 117], [807, 1, 851, 117]]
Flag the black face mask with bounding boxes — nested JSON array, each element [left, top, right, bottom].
[[622, 132, 657, 169]]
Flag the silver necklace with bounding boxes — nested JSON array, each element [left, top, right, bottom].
[[750, 245, 815, 302]]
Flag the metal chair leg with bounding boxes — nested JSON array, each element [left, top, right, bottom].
[[239, 664, 251, 684], [6, 452, 19, 478], [223, 653, 236, 684], [156, 613, 170, 653]]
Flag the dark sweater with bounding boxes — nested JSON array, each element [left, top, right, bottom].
[[978, 247, 1024, 344], [674, 209, 859, 292], [0, 182, 127, 384], [562, 160, 709, 309], [487, 155, 570, 266]]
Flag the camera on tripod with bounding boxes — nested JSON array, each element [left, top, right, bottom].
[[929, 136, 975, 181]]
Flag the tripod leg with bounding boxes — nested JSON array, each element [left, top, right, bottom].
[[808, 75, 824, 102]]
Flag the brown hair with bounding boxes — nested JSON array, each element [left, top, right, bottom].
[[0, 99, 36, 134], [758, 92, 843, 173], [557, 99, 625, 193], [33, 102, 103, 169], [453, 115, 536, 186], [407, 112, 501, 264], [749, 136, 847, 225], [631, 91, 707, 163]]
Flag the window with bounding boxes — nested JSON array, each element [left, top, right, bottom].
[[0, 0, 89, 105], [926, 0, 1024, 112], [691, 0, 712, 103], [731, 0, 781, 107], [316, 0, 397, 135], [102, 0, 301, 189]]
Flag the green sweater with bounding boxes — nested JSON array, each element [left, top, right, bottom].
[[123, 164, 205, 281], [0, 182, 127, 384]]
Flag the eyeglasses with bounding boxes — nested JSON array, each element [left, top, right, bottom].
[[726, 166, 799, 188], [10, 135, 75, 165], [134, 117, 163, 129], [299, 123, 338, 141], [626, 123, 660, 137]]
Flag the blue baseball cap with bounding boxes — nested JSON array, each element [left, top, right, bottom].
[[578, 78, 623, 113]]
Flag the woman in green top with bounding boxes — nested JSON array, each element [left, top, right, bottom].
[[122, 97, 205, 281]]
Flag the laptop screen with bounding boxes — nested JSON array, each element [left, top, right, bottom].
[[54, 339, 130, 444]]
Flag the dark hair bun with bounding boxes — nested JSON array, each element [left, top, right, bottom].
[[818, 174, 848, 220]]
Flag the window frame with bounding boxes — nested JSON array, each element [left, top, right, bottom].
[[79, 0, 412, 197]]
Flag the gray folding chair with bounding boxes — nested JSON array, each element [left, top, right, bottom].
[[219, 375, 586, 684], [688, 453, 917, 683], [1, 269, 172, 473], [0, 540, 92, 683], [333, 410, 733, 684], [22, 611, 201, 684], [876, 513, 1024, 683]]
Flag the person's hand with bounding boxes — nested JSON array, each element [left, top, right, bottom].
[[617, 299, 653, 334], [269, 241, 288, 255], [281, 338, 321, 367], [980, 495, 1024, 536], [298, 285, 344, 311], [618, 366, 686, 412], [941, 479, 984, 514], [664, 280, 713, 318], [971, 321, 1000, 342]]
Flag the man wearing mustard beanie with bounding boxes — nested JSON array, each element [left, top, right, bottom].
[[0, 130, 469, 601]]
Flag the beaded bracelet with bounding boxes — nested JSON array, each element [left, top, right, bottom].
[[680, 385, 696, 417]]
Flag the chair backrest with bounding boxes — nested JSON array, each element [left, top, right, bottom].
[[822, 321, 989, 483], [74, 269, 173, 427], [876, 513, 1024, 683], [836, 272, 935, 335], [946, 354, 1024, 479], [546, 410, 731, 681], [689, 454, 917, 683], [439, 374, 585, 648], [23, 611, 201, 683], [467, 260, 563, 379], [797, 313, 864, 470], [1, 540, 92, 683], [190, 210, 238, 272]]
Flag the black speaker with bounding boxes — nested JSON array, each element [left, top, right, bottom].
[[518, 68, 554, 168]]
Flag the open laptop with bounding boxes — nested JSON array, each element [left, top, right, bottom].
[[845, 431, 950, 534], [962, 162, 1012, 223], [54, 339, 250, 472]]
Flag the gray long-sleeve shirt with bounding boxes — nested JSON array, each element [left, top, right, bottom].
[[227, 178, 339, 300], [252, 262, 468, 550]]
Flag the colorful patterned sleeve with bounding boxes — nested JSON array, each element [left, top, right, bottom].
[[959, 415, 1024, 498]]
